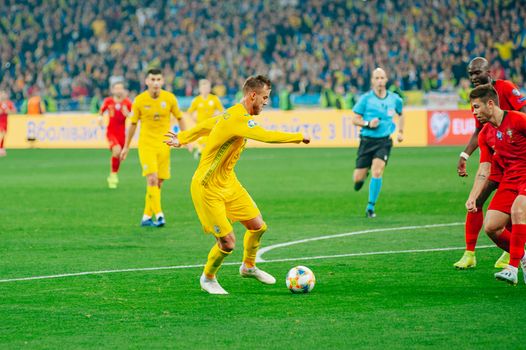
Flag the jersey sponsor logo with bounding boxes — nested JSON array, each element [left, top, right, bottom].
[[154, 113, 160, 121], [506, 128, 513, 140], [247, 120, 257, 128], [430, 112, 450, 142], [512, 89, 521, 96], [496, 130, 503, 140], [161, 101, 166, 109]]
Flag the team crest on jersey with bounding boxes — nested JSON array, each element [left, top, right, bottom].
[[213, 225, 221, 234], [248, 120, 257, 128], [115, 103, 121, 110], [512, 89, 521, 96], [161, 101, 166, 109], [496, 130, 503, 140], [222, 111, 231, 120], [144, 105, 151, 109]]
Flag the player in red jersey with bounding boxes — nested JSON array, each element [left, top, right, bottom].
[[99, 82, 132, 189], [0, 90, 16, 157], [454, 57, 526, 269], [468, 84, 526, 285]]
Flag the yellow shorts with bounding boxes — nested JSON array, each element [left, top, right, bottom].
[[191, 179, 260, 237], [138, 146, 171, 179]]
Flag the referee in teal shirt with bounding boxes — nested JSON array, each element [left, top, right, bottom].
[[352, 68, 404, 218]]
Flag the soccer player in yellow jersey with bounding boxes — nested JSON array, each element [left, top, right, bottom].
[[187, 79, 224, 158], [165, 75, 310, 294], [121, 68, 187, 227]]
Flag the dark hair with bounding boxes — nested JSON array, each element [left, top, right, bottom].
[[147, 68, 162, 76], [243, 75, 271, 94], [469, 84, 500, 106]]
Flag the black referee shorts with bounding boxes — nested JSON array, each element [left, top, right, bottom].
[[355, 136, 393, 169]]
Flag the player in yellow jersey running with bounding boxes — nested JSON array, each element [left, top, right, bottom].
[[187, 79, 224, 159], [164, 75, 310, 294], [121, 68, 187, 227]]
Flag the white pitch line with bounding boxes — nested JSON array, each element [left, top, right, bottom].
[[0, 245, 496, 284], [0, 222, 483, 284], [256, 222, 464, 262]]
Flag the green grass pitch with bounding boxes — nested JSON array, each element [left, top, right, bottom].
[[1, 147, 525, 349]]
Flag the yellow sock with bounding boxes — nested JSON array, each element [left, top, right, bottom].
[[143, 191, 153, 217], [242, 223, 267, 268], [147, 185, 162, 216], [204, 244, 231, 279]]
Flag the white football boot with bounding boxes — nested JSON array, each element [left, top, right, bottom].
[[200, 274, 229, 295], [494, 265, 518, 286], [239, 263, 276, 285], [520, 255, 526, 285]]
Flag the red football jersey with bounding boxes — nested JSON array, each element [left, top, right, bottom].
[[100, 97, 132, 136], [0, 100, 15, 118], [475, 80, 526, 129], [478, 123, 495, 164], [493, 111, 526, 184]]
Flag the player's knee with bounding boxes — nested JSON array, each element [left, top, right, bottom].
[[484, 221, 501, 238], [253, 222, 267, 234], [218, 235, 236, 251], [146, 175, 159, 187], [511, 206, 526, 224], [112, 145, 122, 155]]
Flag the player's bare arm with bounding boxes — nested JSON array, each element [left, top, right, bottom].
[[120, 123, 138, 161], [457, 126, 481, 177], [396, 113, 404, 143], [465, 162, 490, 212]]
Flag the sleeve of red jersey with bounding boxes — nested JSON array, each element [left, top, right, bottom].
[[478, 126, 492, 164], [100, 98, 109, 114], [502, 80, 526, 110]]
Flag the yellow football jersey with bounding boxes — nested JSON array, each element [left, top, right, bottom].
[[131, 90, 182, 149], [179, 103, 303, 189], [188, 94, 224, 124]]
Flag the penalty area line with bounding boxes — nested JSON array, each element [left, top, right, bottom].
[[0, 244, 495, 284]]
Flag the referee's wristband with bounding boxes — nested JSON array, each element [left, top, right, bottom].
[[460, 152, 470, 160], [363, 121, 369, 128]]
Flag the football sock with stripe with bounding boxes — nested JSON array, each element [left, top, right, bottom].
[[204, 244, 231, 279], [147, 185, 162, 217], [465, 210, 483, 251], [242, 223, 268, 268], [509, 224, 526, 268], [367, 177, 382, 211]]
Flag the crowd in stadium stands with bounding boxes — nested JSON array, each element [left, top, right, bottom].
[[1, 0, 526, 111]]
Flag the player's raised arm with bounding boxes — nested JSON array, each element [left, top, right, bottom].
[[233, 116, 309, 144], [167, 115, 221, 147]]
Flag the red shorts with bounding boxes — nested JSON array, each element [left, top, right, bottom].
[[488, 180, 526, 214], [0, 115, 7, 132], [107, 132, 125, 149]]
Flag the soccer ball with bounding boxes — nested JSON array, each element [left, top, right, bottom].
[[286, 266, 316, 293]]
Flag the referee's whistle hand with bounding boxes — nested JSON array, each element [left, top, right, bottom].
[[369, 118, 380, 128]]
